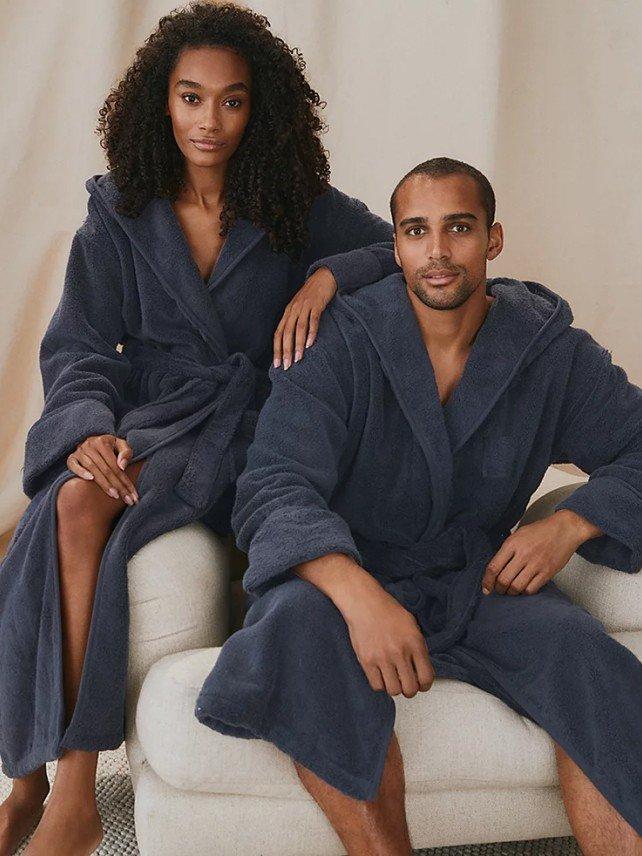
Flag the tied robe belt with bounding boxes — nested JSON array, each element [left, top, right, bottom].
[[118, 341, 257, 512], [355, 522, 503, 654]]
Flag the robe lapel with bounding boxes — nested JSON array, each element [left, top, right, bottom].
[[344, 275, 454, 535], [92, 177, 266, 361], [443, 277, 567, 455]]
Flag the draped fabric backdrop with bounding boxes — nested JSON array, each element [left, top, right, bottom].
[[1, 0, 640, 544]]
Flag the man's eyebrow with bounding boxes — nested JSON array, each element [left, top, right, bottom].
[[398, 212, 479, 227], [175, 79, 250, 94]]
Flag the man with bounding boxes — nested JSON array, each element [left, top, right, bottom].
[[196, 157, 642, 854]]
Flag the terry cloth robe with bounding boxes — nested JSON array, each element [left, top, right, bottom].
[[196, 273, 642, 833], [0, 171, 395, 779]]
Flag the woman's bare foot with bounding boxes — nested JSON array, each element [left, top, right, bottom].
[[0, 768, 50, 856], [22, 791, 103, 856]]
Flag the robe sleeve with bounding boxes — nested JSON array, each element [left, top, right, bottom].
[[232, 336, 362, 596], [298, 185, 398, 294], [22, 195, 131, 498], [550, 330, 642, 573]]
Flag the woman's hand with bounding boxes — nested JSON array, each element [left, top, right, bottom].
[[273, 267, 337, 369], [481, 510, 603, 596], [67, 435, 139, 505]]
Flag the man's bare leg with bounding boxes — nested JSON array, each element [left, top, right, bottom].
[[17, 460, 145, 856], [293, 730, 412, 856], [555, 742, 642, 855]]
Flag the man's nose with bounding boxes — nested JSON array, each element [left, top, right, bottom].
[[427, 235, 451, 260]]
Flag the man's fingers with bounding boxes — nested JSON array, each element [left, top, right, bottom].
[[379, 661, 403, 697], [482, 543, 515, 593], [494, 555, 527, 595], [395, 653, 420, 698], [412, 643, 435, 692]]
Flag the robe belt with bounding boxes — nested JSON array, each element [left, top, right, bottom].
[[120, 341, 258, 512], [355, 522, 499, 654]]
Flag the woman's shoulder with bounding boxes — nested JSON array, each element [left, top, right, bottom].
[[308, 182, 372, 221]]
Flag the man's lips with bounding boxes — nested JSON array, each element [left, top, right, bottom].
[[422, 270, 460, 284]]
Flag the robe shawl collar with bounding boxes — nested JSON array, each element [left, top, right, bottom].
[[86, 174, 266, 362], [342, 273, 571, 534]]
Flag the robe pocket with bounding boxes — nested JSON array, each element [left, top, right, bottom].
[[482, 434, 517, 479]]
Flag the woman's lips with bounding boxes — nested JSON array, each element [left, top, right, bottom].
[[190, 139, 227, 151]]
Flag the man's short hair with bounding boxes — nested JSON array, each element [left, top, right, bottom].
[[389, 156, 496, 231]]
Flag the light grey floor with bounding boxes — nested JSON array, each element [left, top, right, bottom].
[[0, 745, 579, 855]]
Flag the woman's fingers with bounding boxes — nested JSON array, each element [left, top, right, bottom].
[[293, 308, 313, 362], [72, 442, 137, 503], [66, 455, 94, 481]]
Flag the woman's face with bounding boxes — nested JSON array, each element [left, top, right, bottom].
[[166, 45, 252, 170]]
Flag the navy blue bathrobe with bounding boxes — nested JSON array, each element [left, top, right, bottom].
[[0, 172, 394, 778], [197, 274, 642, 832]]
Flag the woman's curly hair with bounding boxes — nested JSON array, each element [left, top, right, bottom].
[[97, 1, 331, 258]]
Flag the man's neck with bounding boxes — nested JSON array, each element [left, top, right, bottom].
[[406, 285, 495, 356]]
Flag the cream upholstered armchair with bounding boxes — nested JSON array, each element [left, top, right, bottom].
[[124, 478, 642, 855]]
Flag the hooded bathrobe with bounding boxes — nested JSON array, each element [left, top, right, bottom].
[[196, 274, 642, 834], [0, 172, 395, 779]]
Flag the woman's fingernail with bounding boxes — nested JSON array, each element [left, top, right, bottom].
[[283, 358, 291, 370], [119, 460, 126, 470], [124, 495, 133, 506], [305, 336, 313, 348], [83, 472, 94, 480], [273, 358, 281, 368], [109, 488, 119, 498], [294, 349, 303, 362]]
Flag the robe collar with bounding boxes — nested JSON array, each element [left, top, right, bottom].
[[341, 273, 571, 532], [86, 173, 266, 361]]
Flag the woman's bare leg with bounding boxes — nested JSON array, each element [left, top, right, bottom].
[[293, 729, 412, 856], [14, 460, 145, 856]]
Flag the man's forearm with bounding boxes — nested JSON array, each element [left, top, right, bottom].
[[293, 552, 382, 618], [553, 508, 604, 547]]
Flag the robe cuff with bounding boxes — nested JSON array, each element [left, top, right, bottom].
[[306, 250, 384, 294], [23, 399, 117, 498], [242, 509, 363, 596], [554, 476, 642, 573]]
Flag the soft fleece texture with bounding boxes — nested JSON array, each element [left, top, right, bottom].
[[197, 273, 642, 833], [0, 171, 394, 778]]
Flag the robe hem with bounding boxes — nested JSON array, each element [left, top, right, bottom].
[[194, 691, 394, 802], [1, 732, 124, 780]]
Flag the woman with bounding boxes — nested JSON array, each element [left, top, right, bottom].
[[0, 3, 396, 853]]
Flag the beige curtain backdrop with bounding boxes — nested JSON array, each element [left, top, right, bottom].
[[1, 0, 640, 545]]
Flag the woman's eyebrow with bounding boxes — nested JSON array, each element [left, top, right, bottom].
[[175, 79, 250, 93]]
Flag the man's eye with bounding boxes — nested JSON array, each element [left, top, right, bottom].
[[182, 93, 200, 104], [407, 227, 424, 236], [451, 224, 470, 233]]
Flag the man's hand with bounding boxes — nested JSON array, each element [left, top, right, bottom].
[[481, 510, 603, 596], [294, 552, 434, 698], [273, 267, 337, 370]]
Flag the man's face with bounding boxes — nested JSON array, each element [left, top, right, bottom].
[[393, 174, 503, 310]]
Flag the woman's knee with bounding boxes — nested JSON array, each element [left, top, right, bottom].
[[56, 476, 123, 529]]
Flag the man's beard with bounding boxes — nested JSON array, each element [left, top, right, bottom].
[[409, 270, 478, 311]]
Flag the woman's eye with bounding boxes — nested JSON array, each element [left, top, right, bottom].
[[224, 98, 243, 108], [182, 93, 200, 104]]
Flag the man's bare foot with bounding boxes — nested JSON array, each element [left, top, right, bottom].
[[0, 774, 50, 856], [22, 792, 102, 856]]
